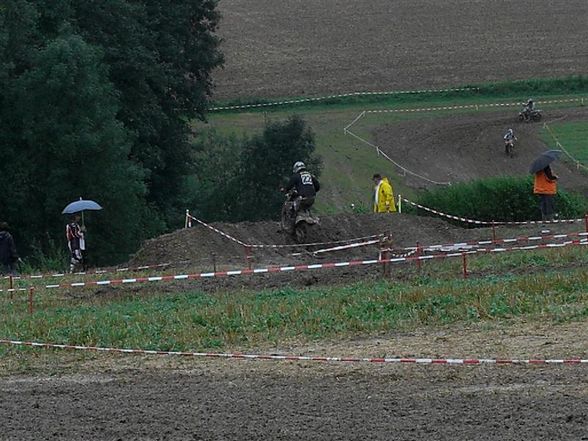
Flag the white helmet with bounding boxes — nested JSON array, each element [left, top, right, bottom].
[[293, 161, 306, 173]]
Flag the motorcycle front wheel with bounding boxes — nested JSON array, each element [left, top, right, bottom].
[[532, 112, 542, 122]]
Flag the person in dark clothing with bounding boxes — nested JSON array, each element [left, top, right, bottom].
[[282, 161, 320, 213], [66, 214, 85, 273], [0, 222, 19, 275]]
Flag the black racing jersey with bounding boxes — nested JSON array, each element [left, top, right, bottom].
[[285, 171, 320, 198]]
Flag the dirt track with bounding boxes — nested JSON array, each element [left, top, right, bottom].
[[213, 0, 588, 100], [2, 320, 588, 440], [372, 107, 588, 192]]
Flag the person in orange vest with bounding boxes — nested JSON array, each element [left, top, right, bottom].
[[533, 165, 558, 222], [372, 174, 397, 213]]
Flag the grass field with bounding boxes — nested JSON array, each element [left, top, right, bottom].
[[199, 80, 588, 213], [2, 246, 587, 355], [542, 121, 588, 165]]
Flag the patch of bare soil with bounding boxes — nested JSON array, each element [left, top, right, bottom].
[[372, 107, 588, 192], [213, 0, 588, 100], [1, 320, 587, 440]]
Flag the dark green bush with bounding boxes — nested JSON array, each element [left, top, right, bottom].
[[414, 176, 588, 223]]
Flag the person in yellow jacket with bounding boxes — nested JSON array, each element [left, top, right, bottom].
[[372, 174, 397, 213], [533, 165, 558, 222]]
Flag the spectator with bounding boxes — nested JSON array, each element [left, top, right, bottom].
[[533, 165, 558, 229], [372, 174, 397, 213], [0, 222, 19, 275], [66, 214, 86, 273]]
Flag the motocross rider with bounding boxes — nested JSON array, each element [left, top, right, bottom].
[[503, 128, 517, 154], [282, 161, 320, 215], [523, 99, 535, 120]]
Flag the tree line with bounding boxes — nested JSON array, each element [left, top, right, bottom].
[[0, 1, 320, 267]]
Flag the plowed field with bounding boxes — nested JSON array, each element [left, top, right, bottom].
[[213, 0, 588, 100]]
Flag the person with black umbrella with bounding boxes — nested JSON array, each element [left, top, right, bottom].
[[530, 150, 561, 229]]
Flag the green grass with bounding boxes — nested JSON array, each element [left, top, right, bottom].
[[542, 121, 588, 165], [210, 76, 588, 112], [197, 77, 588, 214], [2, 246, 587, 354]]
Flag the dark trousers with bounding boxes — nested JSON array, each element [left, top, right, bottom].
[[539, 194, 555, 221]]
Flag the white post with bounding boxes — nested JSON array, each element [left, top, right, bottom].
[[185, 209, 190, 229], [398, 194, 402, 213]]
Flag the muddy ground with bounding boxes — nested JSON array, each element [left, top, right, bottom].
[[372, 107, 588, 192], [1, 320, 587, 440], [213, 0, 588, 100]]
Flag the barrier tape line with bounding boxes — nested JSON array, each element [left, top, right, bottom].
[[1, 339, 586, 365], [209, 87, 480, 111], [344, 129, 452, 185], [187, 213, 384, 249], [2, 262, 176, 282], [402, 198, 585, 226], [363, 98, 585, 115], [419, 231, 588, 253], [3, 240, 584, 293]]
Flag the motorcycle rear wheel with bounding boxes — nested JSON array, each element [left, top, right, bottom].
[[294, 222, 307, 243]]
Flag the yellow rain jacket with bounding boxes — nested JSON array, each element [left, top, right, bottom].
[[374, 177, 397, 213]]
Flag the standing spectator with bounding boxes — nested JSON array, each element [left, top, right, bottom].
[[66, 214, 86, 273], [0, 222, 19, 275], [533, 165, 558, 227], [372, 174, 397, 213]]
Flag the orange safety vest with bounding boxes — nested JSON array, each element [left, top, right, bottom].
[[533, 170, 557, 195]]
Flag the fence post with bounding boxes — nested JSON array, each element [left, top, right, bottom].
[[244, 246, 253, 270], [28, 287, 34, 315], [184, 209, 190, 229], [462, 253, 468, 279], [491, 220, 497, 242], [211, 252, 217, 273], [397, 195, 402, 214], [585, 214, 588, 233], [9, 275, 13, 299], [416, 242, 422, 270]]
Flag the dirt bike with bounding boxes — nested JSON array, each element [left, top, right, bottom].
[[518, 107, 542, 122], [280, 191, 319, 243], [504, 139, 516, 157]]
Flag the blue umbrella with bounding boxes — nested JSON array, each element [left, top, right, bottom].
[[529, 150, 562, 174], [62, 199, 103, 214]]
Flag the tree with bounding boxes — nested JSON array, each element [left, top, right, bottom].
[[7, 34, 157, 264], [231, 115, 322, 221], [71, 0, 224, 224]]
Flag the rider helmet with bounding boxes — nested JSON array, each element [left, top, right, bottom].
[[293, 161, 306, 173]]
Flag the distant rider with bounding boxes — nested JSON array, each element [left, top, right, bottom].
[[282, 161, 320, 215], [503, 128, 517, 155], [523, 98, 535, 121]]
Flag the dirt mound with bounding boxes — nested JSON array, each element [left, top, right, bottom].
[[372, 108, 588, 193]]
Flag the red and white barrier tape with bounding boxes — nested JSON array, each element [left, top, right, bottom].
[[209, 87, 479, 111], [2, 262, 175, 282], [1, 339, 586, 365], [2, 239, 583, 293], [421, 231, 588, 253], [313, 239, 380, 254], [402, 198, 585, 226]]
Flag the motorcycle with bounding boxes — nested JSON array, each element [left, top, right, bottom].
[[518, 107, 542, 122], [504, 138, 516, 157], [280, 191, 319, 243]]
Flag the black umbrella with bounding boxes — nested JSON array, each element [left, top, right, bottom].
[[529, 150, 562, 174]]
